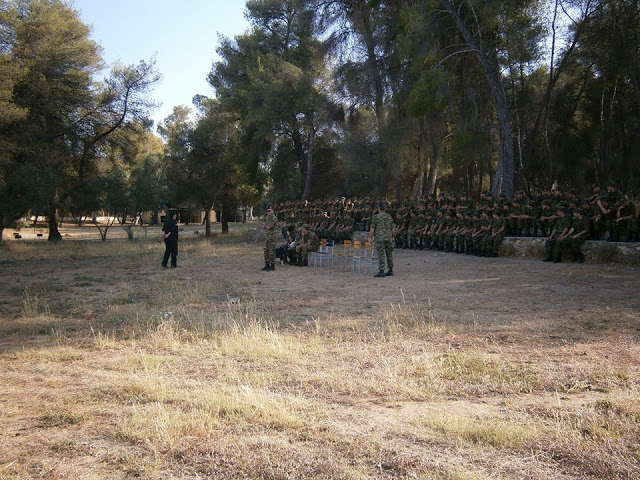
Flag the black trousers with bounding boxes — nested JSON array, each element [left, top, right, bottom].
[[162, 237, 178, 267]]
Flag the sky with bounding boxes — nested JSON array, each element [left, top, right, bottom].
[[72, 0, 250, 129]]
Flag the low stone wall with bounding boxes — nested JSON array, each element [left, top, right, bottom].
[[499, 237, 640, 265]]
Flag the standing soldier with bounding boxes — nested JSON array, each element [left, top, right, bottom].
[[262, 206, 278, 271], [161, 210, 180, 268], [368, 202, 395, 278]]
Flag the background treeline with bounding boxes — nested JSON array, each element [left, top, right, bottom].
[[2, 0, 639, 244]]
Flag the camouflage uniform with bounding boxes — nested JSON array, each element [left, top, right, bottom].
[[370, 208, 395, 276], [568, 210, 590, 262], [544, 209, 572, 262], [295, 228, 320, 265], [472, 212, 492, 255], [597, 197, 616, 241], [616, 198, 636, 242], [480, 213, 506, 257], [263, 210, 279, 270]]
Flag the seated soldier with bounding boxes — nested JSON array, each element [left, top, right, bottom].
[[544, 206, 573, 263], [568, 208, 589, 262], [294, 224, 319, 266]]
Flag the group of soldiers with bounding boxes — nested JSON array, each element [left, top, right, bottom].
[[264, 183, 638, 266]]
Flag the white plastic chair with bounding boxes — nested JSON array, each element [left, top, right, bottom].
[[310, 239, 335, 267], [352, 241, 377, 274]]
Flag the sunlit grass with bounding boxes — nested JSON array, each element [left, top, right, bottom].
[[415, 413, 539, 448]]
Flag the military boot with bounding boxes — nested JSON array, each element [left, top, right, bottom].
[[261, 263, 271, 271], [543, 252, 553, 262]]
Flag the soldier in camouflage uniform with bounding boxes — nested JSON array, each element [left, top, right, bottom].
[[464, 211, 480, 254], [596, 195, 616, 241], [568, 208, 590, 262], [472, 211, 492, 255], [480, 211, 506, 257], [262, 206, 279, 271], [436, 210, 454, 250], [543, 206, 572, 263], [521, 200, 538, 236], [539, 200, 556, 237], [616, 196, 637, 242], [412, 207, 428, 249], [394, 212, 409, 248], [294, 224, 320, 266], [369, 202, 395, 277]]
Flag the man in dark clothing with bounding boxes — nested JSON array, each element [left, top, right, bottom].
[[162, 211, 179, 268]]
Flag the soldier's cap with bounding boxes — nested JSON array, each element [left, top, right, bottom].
[[499, 192, 506, 197], [573, 208, 584, 215], [542, 199, 552, 206], [592, 183, 600, 188], [378, 202, 387, 210], [169, 210, 178, 217], [302, 224, 310, 229], [569, 189, 577, 195], [265, 206, 273, 211]]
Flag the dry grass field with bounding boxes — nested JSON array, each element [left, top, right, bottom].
[[1, 224, 639, 479]]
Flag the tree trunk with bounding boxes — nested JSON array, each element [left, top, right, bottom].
[[48, 193, 63, 242], [426, 137, 440, 195], [440, 0, 514, 197], [357, 1, 385, 126], [412, 120, 426, 200], [204, 208, 212, 237], [301, 129, 314, 201], [599, 80, 617, 185], [0, 225, 4, 246], [221, 193, 231, 234]]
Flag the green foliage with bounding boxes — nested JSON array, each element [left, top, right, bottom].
[[0, 0, 161, 244]]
